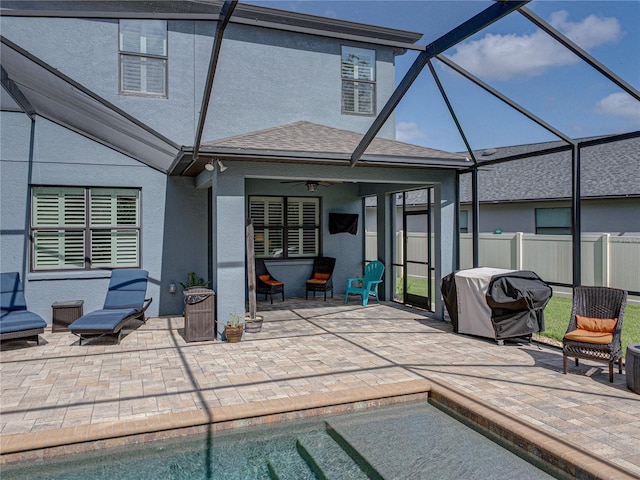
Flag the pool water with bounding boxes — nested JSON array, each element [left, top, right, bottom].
[[2, 401, 554, 479]]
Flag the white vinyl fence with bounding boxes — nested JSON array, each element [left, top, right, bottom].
[[366, 232, 640, 292]]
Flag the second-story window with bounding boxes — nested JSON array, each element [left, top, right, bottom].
[[341, 46, 375, 115], [119, 20, 167, 97]]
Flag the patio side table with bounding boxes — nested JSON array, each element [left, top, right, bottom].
[[52, 300, 84, 332], [626, 344, 640, 394]]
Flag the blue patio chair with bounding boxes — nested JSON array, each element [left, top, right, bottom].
[[344, 261, 385, 306], [68, 269, 152, 345], [0, 272, 47, 345]]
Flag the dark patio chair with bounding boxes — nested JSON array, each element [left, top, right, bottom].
[[562, 286, 627, 383], [68, 269, 152, 345], [0, 272, 47, 345], [255, 259, 284, 304], [305, 256, 336, 301]]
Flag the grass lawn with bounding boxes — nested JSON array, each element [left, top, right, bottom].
[[542, 296, 640, 353]]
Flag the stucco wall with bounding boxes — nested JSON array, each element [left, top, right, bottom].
[[0, 114, 211, 321], [0, 17, 398, 145]]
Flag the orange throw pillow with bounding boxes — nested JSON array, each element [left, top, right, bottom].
[[258, 275, 270, 283], [576, 314, 618, 333], [313, 273, 330, 281]]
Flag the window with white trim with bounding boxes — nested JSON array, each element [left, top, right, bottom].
[[31, 187, 140, 270], [535, 207, 571, 235], [341, 46, 375, 115], [250, 196, 320, 259], [119, 20, 167, 96]]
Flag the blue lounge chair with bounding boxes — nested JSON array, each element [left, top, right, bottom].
[[1, 272, 47, 345], [344, 261, 385, 306], [69, 269, 152, 345]]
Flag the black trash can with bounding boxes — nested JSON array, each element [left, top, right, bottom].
[[183, 288, 215, 342]]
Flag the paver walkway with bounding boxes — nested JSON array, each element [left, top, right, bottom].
[[1, 298, 639, 476]]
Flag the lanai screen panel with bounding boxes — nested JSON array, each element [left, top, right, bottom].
[[1, 38, 179, 172]]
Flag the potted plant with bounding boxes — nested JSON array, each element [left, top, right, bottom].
[[179, 272, 210, 291], [244, 312, 264, 333], [224, 311, 244, 343]]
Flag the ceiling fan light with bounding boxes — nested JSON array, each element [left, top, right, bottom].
[[306, 182, 319, 192]]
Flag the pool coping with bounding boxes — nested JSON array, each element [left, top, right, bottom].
[[1, 378, 637, 480]]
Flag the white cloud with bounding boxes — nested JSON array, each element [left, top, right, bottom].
[[596, 93, 640, 119], [446, 11, 622, 81], [396, 122, 428, 142]]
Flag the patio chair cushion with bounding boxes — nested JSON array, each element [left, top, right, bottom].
[[0, 310, 47, 333], [312, 273, 330, 281], [103, 270, 149, 310], [262, 278, 283, 286], [68, 308, 138, 332], [576, 314, 617, 333], [258, 275, 271, 283], [564, 328, 613, 345]]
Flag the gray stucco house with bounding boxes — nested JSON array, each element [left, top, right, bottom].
[[1, 1, 471, 336]]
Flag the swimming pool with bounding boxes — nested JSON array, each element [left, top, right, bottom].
[[2, 401, 554, 479]]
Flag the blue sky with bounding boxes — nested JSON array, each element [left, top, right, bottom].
[[248, 1, 640, 152]]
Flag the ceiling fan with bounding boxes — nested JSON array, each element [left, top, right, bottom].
[[280, 180, 339, 192]]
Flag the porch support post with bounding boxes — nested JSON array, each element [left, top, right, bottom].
[[471, 167, 480, 268], [213, 171, 246, 340], [376, 192, 392, 301], [435, 175, 457, 321]]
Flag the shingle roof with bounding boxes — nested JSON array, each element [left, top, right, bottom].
[[200, 121, 468, 164], [460, 135, 640, 202]]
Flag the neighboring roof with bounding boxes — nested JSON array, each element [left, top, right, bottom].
[[0, 1, 423, 50], [1, 36, 180, 172], [174, 121, 470, 175], [373, 134, 640, 207], [460, 135, 640, 203]]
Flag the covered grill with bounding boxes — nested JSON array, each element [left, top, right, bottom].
[[442, 268, 552, 343]]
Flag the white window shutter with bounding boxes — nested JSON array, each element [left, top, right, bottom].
[[33, 230, 85, 270], [33, 187, 85, 227]]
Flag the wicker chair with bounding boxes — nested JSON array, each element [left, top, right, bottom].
[[562, 286, 627, 383], [255, 259, 284, 304], [305, 257, 336, 301]]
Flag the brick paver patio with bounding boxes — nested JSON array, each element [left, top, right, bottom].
[[1, 298, 639, 477]]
